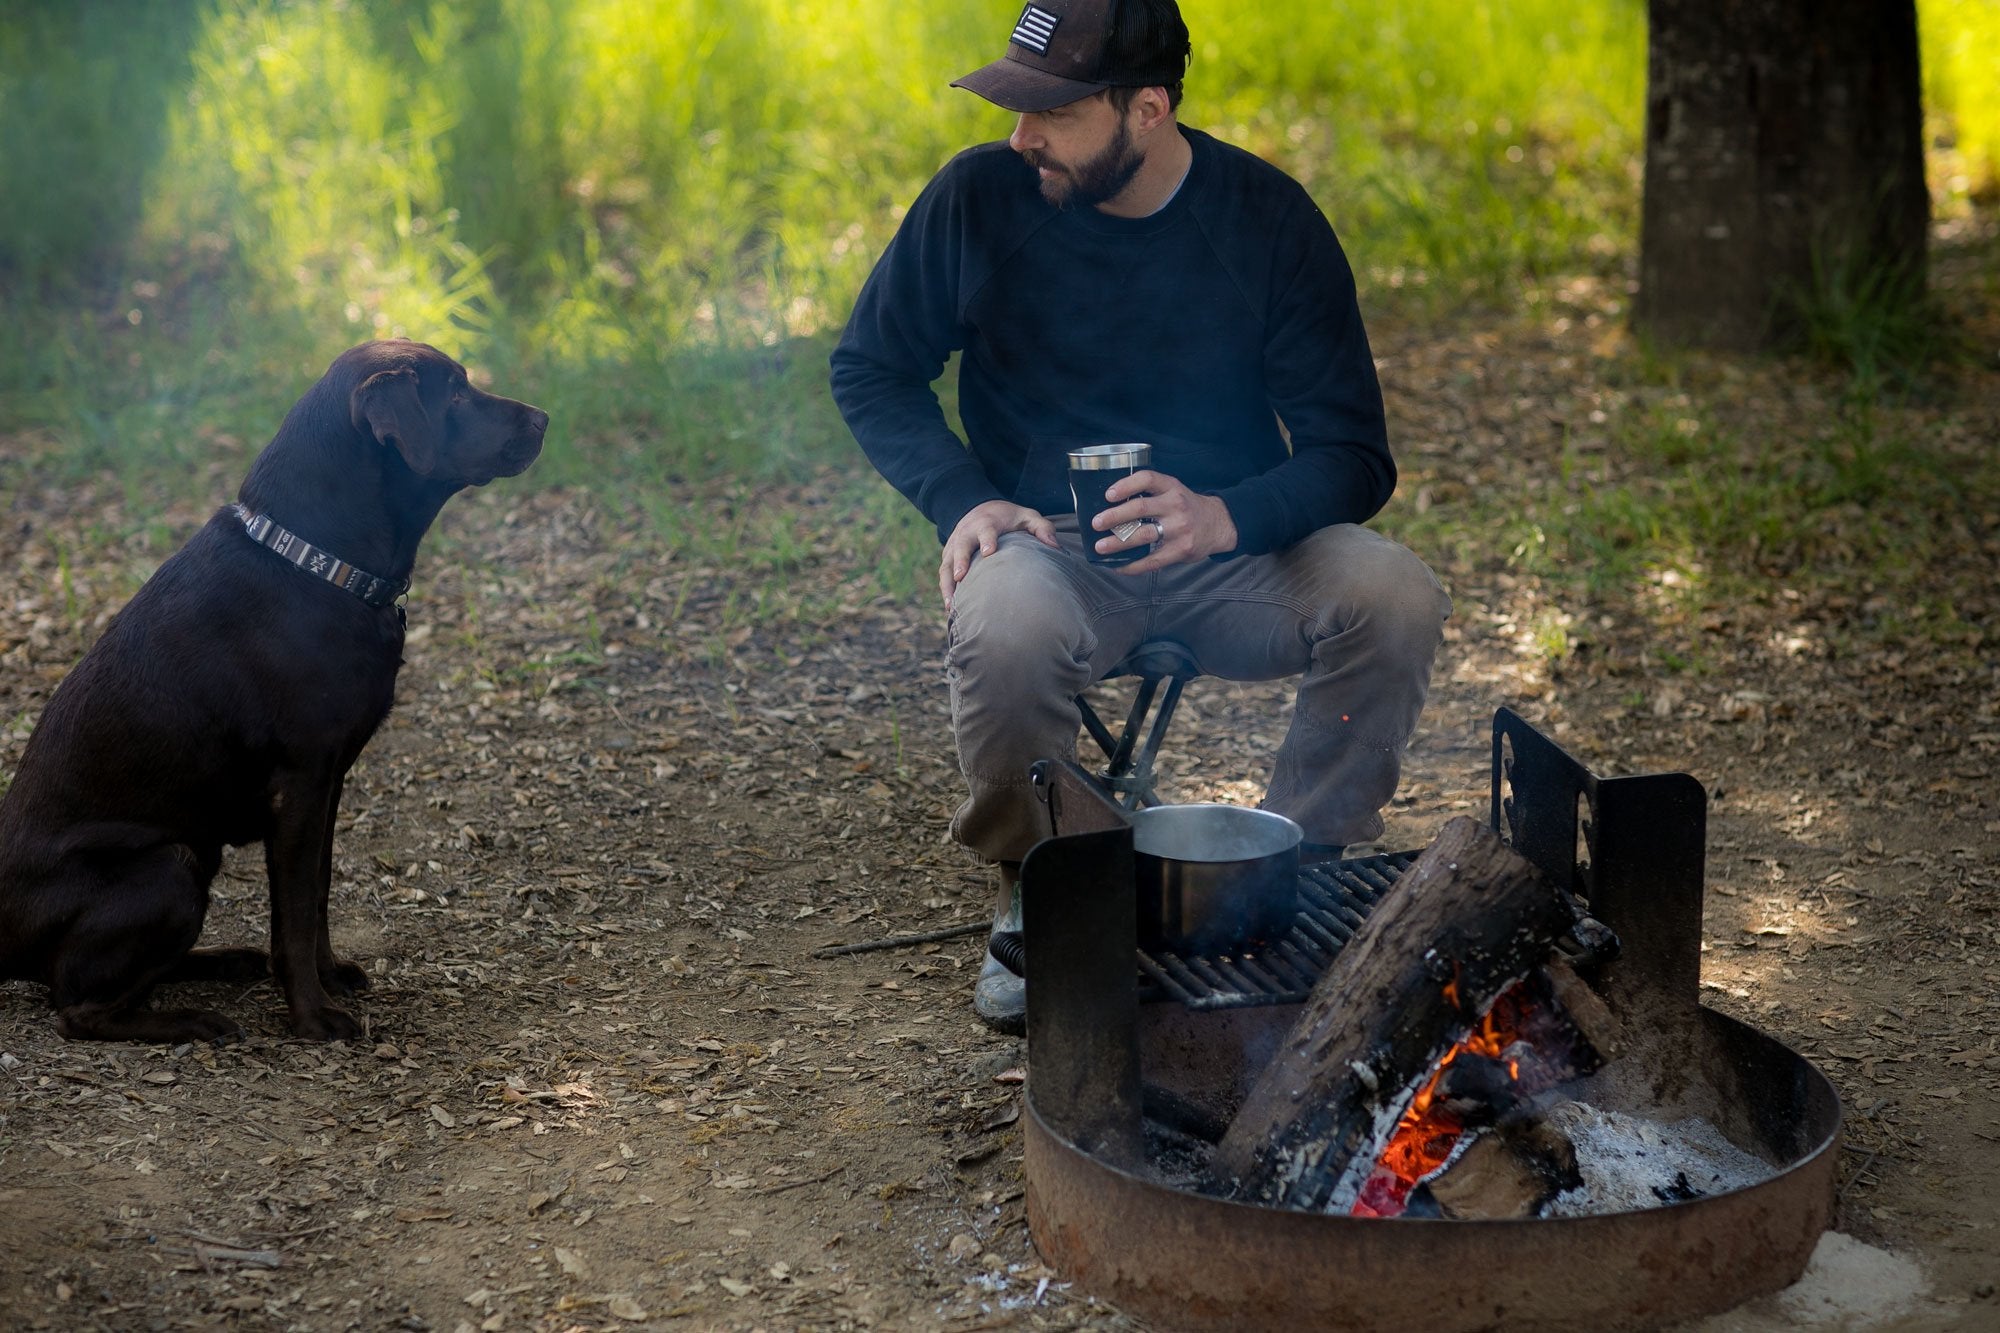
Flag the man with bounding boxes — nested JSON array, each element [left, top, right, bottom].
[[829, 0, 1450, 1032]]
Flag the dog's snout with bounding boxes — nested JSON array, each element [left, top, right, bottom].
[[526, 406, 550, 435]]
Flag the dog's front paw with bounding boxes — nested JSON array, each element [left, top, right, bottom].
[[291, 1003, 363, 1043], [323, 959, 372, 996]]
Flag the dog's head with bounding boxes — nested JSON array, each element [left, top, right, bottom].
[[340, 340, 547, 486]]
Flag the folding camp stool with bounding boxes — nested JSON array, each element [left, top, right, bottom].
[[1076, 638, 1201, 809]]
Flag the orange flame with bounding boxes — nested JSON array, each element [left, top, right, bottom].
[[1350, 978, 1546, 1218]]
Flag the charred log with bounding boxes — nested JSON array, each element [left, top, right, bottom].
[[1209, 817, 1602, 1212], [1429, 1052, 1521, 1129]]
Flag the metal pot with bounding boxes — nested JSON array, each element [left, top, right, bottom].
[[1132, 803, 1302, 953]]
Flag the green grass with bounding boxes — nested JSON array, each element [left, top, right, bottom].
[[2, 0, 1996, 645], [0, 3, 205, 291], [2, 0, 1657, 478], [1391, 379, 1986, 646], [1790, 242, 1970, 400]]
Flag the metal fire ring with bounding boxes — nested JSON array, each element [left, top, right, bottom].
[[1023, 1010, 1841, 1333], [1017, 712, 1844, 1332]]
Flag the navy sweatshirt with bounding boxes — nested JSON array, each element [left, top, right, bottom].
[[829, 126, 1393, 557]]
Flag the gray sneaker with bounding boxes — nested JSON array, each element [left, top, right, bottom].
[[973, 948, 1025, 1034], [972, 862, 1024, 1034]]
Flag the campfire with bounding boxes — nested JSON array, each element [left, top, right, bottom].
[[1348, 968, 1601, 1219], [1014, 709, 1842, 1333]]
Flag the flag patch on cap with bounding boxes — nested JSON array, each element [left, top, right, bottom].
[[1011, 4, 1059, 54]]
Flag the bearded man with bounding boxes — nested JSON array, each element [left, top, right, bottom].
[[830, 0, 1451, 1032]]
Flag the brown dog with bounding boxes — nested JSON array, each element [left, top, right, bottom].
[[0, 339, 547, 1042]]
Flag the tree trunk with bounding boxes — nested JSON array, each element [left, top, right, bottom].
[[1633, 0, 1928, 350]]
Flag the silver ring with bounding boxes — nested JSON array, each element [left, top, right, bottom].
[[1151, 517, 1166, 540]]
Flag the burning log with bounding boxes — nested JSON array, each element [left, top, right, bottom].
[[1401, 1117, 1583, 1220], [1209, 816, 1604, 1213]]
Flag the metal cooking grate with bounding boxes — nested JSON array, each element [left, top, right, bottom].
[[1136, 850, 1417, 1010]]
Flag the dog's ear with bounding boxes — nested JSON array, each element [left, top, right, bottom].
[[350, 366, 441, 475]]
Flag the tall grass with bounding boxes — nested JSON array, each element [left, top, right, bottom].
[[3, 4, 1650, 416], [0, 0, 1994, 617], [1921, 0, 2000, 210], [0, 0, 1655, 528], [0, 3, 204, 293], [1189, 1, 1643, 302]]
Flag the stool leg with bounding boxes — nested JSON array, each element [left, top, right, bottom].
[[1122, 677, 1185, 808], [1077, 696, 1120, 765], [1106, 677, 1160, 778], [1076, 658, 1195, 807]]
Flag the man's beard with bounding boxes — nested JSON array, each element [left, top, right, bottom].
[[1024, 120, 1143, 210]]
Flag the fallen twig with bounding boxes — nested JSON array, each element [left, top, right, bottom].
[[1836, 1147, 1884, 1206], [812, 922, 987, 958], [754, 1164, 846, 1195], [163, 1241, 285, 1269]]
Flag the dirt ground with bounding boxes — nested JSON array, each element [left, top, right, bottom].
[[2, 313, 1997, 1332]]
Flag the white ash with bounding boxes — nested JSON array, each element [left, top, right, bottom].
[[1539, 1099, 1775, 1216]]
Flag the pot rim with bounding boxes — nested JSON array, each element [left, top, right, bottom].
[[1131, 803, 1303, 863]]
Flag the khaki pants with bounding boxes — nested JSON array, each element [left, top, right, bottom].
[[944, 517, 1451, 862]]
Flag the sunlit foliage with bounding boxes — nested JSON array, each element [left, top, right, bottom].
[[0, 0, 1990, 496]]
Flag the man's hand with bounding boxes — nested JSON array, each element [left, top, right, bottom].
[[941, 500, 1059, 608], [1092, 470, 1239, 572]]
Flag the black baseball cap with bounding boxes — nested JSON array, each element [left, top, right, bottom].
[[952, 0, 1189, 113]]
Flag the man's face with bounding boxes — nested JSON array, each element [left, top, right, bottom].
[[1009, 93, 1143, 211]]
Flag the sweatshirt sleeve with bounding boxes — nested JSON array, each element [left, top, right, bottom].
[[1209, 197, 1394, 556], [829, 157, 1005, 544]]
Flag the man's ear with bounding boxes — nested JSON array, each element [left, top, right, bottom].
[[350, 366, 439, 475], [1129, 84, 1174, 134]]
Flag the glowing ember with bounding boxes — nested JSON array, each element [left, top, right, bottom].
[[1350, 972, 1595, 1218]]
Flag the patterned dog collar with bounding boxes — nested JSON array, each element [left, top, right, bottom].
[[234, 504, 408, 610]]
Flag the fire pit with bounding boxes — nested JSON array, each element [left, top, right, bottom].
[[1017, 709, 1841, 1332]]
